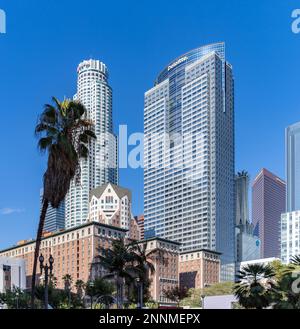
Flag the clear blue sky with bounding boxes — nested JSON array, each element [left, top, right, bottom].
[[0, 0, 299, 249]]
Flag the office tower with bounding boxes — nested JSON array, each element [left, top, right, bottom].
[[235, 171, 249, 226], [280, 121, 300, 264], [252, 168, 286, 258], [88, 183, 132, 230], [66, 59, 118, 229], [235, 171, 260, 263], [40, 189, 65, 232], [281, 211, 300, 263], [286, 122, 300, 212], [144, 42, 235, 280]]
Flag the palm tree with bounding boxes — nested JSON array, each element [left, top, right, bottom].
[[94, 239, 135, 308], [63, 274, 73, 306], [291, 255, 300, 266], [75, 280, 85, 299], [63, 274, 73, 290], [31, 97, 96, 308], [128, 241, 159, 305], [234, 263, 276, 309]]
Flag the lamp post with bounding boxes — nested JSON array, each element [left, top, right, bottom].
[[201, 294, 206, 309], [89, 281, 95, 309], [15, 291, 19, 309], [39, 254, 54, 310], [136, 278, 143, 309]]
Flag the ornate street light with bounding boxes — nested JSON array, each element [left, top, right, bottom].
[[136, 277, 143, 309], [39, 254, 54, 309]]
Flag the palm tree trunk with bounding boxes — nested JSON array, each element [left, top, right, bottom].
[[30, 198, 49, 309]]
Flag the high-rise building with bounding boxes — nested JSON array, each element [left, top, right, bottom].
[[40, 189, 65, 233], [252, 168, 286, 258], [280, 121, 300, 264], [144, 42, 235, 281], [235, 171, 249, 226], [66, 59, 118, 229], [286, 122, 300, 212], [235, 171, 260, 263], [281, 211, 300, 263]]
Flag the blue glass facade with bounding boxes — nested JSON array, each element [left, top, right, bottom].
[[144, 43, 235, 280], [286, 122, 300, 212]]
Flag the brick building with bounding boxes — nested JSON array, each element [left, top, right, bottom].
[[179, 249, 221, 290], [0, 222, 127, 290]]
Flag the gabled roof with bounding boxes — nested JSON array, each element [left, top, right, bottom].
[[89, 183, 132, 202]]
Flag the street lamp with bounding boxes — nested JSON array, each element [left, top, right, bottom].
[[136, 278, 143, 309], [15, 291, 19, 310], [201, 294, 206, 309], [39, 254, 54, 310]]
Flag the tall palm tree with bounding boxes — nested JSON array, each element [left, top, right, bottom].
[[128, 241, 158, 304], [94, 239, 135, 308], [62, 274, 73, 291], [63, 274, 73, 307], [75, 280, 85, 299], [31, 97, 96, 308], [234, 263, 276, 309]]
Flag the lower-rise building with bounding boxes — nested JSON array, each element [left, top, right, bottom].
[[235, 222, 261, 263], [0, 222, 127, 290], [179, 249, 221, 290], [281, 210, 300, 264], [0, 225, 180, 304], [237, 257, 280, 272], [0, 257, 26, 293], [140, 237, 180, 304]]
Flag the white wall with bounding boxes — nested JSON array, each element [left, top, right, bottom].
[[0, 257, 26, 293]]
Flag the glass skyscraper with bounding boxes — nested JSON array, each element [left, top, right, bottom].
[[286, 122, 300, 212], [144, 42, 235, 280], [40, 189, 65, 232], [65, 59, 118, 229]]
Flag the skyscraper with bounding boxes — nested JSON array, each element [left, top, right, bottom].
[[280, 121, 300, 264], [252, 168, 286, 258], [144, 42, 235, 280], [235, 171, 249, 226], [40, 189, 65, 232], [65, 59, 118, 229], [286, 122, 300, 212], [235, 171, 260, 263]]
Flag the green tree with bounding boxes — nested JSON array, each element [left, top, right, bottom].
[[31, 97, 96, 308], [272, 257, 300, 309], [85, 278, 114, 308], [180, 282, 234, 307], [94, 239, 135, 308], [0, 287, 31, 309], [162, 286, 188, 306], [234, 264, 276, 309]]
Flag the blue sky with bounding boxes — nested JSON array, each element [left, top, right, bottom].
[[0, 0, 299, 249]]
